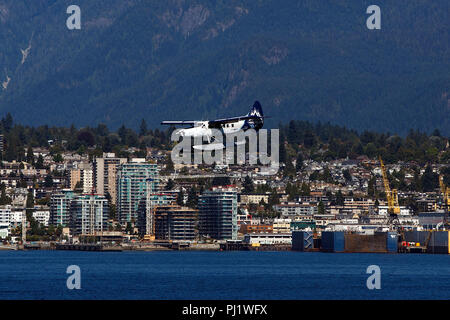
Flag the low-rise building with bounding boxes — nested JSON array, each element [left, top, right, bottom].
[[243, 233, 292, 245], [274, 202, 317, 217], [378, 206, 410, 216], [273, 218, 292, 234], [239, 223, 273, 234], [33, 209, 50, 227], [239, 194, 269, 205]]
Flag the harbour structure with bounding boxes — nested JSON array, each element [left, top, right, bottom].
[[402, 230, 450, 254], [292, 230, 399, 253], [198, 186, 238, 240]]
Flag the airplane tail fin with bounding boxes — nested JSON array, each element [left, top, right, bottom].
[[246, 101, 264, 130], [248, 101, 264, 118]]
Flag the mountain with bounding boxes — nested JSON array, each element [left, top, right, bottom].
[[0, 0, 448, 135]]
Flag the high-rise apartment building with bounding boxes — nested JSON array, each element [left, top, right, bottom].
[[70, 162, 93, 193], [198, 186, 238, 240], [49, 190, 75, 226], [69, 194, 109, 236], [116, 159, 159, 224], [69, 169, 81, 190], [94, 153, 127, 204]]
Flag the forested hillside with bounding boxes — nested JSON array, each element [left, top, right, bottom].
[[0, 0, 448, 134]]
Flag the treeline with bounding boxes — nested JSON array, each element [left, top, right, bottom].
[[280, 120, 449, 165], [0, 114, 175, 162], [0, 113, 448, 167]]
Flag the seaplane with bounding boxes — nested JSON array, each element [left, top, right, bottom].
[[161, 101, 265, 150]]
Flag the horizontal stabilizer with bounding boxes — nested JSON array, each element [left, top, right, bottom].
[[161, 120, 196, 125]]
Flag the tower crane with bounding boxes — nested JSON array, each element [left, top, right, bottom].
[[439, 175, 449, 212], [439, 175, 449, 228], [379, 156, 400, 226]]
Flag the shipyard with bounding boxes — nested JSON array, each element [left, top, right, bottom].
[[1, 150, 448, 256]]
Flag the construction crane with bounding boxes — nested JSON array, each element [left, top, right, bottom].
[[144, 178, 156, 241], [379, 156, 400, 226], [439, 175, 449, 228], [439, 175, 449, 211], [21, 198, 27, 246], [88, 193, 96, 235]]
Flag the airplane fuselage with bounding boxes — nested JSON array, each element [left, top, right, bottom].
[[176, 120, 245, 138], [163, 101, 264, 148]]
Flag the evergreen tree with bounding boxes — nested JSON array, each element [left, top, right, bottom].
[[2, 113, 13, 133], [318, 201, 325, 215], [268, 189, 280, 207], [335, 190, 345, 206], [242, 176, 254, 194], [322, 167, 333, 183], [0, 183, 11, 205], [26, 146, 34, 164], [343, 169, 352, 182], [165, 156, 174, 173], [212, 176, 230, 186], [300, 183, 310, 196], [177, 189, 184, 206], [53, 154, 63, 163], [186, 187, 198, 208], [139, 119, 148, 137], [422, 165, 438, 192], [367, 176, 376, 197], [35, 154, 44, 169], [295, 153, 303, 172], [44, 174, 53, 188], [279, 134, 287, 164], [165, 179, 175, 191]]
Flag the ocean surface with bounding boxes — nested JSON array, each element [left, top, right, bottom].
[[0, 251, 449, 300]]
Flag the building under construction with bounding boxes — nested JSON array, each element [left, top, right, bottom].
[[154, 205, 197, 241], [136, 193, 176, 238]]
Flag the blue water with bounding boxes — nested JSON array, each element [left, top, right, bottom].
[[0, 251, 449, 300]]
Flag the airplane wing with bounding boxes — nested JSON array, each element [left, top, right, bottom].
[[161, 121, 197, 125], [208, 115, 261, 128]]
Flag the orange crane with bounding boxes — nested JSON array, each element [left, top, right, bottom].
[[379, 156, 400, 225]]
